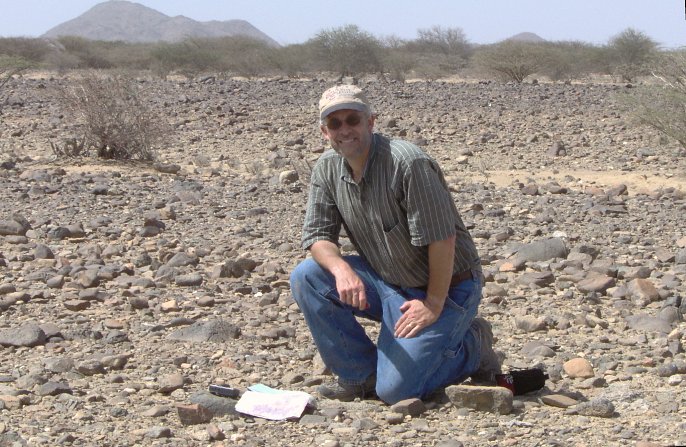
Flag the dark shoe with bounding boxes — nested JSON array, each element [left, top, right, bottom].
[[470, 317, 502, 384], [317, 375, 376, 402]]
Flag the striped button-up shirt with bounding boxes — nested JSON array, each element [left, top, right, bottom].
[[302, 133, 480, 288]]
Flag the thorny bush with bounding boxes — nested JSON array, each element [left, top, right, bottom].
[[58, 72, 170, 160], [623, 52, 686, 150]]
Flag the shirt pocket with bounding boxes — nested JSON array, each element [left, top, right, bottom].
[[382, 219, 410, 251]]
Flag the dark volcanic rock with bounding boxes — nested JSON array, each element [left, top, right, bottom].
[[0, 323, 47, 347], [167, 319, 241, 343]]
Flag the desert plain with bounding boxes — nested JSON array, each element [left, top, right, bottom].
[[0, 73, 685, 446]]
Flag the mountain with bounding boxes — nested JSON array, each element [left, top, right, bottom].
[[506, 32, 546, 43], [42, 0, 279, 46]]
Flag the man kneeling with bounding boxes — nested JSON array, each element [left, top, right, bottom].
[[290, 85, 500, 404]]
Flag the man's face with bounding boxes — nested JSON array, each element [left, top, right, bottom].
[[320, 109, 375, 160]]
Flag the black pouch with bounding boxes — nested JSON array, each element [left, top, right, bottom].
[[495, 368, 548, 395]]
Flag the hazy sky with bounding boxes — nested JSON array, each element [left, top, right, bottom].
[[0, 0, 683, 48]]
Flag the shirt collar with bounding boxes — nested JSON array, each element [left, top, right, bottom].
[[340, 133, 377, 184]]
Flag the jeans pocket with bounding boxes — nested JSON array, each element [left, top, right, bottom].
[[446, 279, 481, 313]]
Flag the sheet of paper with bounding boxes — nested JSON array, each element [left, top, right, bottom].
[[235, 389, 312, 421], [248, 384, 316, 406]]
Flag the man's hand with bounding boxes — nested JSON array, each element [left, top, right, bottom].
[[310, 240, 368, 310], [333, 268, 368, 310], [394, 299, 442, 338]]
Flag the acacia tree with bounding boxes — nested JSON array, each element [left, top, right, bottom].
[[379, 35, 416, 81], [307, 25, 384, 77], [416, 26, 472, 59], [607, 27, 658, 82], [471, 41, 546, 82], [407, 26, 472, 78]]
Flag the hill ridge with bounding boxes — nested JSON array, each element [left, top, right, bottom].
[[42, 0, 279, 46]]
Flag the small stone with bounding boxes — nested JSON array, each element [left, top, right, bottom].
[[158, 373, 184, 393], [390, 398, 426, 417], [33, 244, 55, 259], [197, 296, 215, 307], [625, 314, 672, 333], [572, 397, 615, 418], [563, 358, 595, 379], [36, 381, 72, 396], [282, 372, 304, 385], [0, 395, 30, 409], [160, 300, 180, 312], [0, 284, 16, 295], [76, 359, 106, 376], [541, 394, 579, 408], [177, 404, 213, 425], [144, 426, 172, 439], [445, 384, 513, 414], [385, 412, 405, 424], [656, 363, 678, 377], [128, 296, 149, 309], [154, 162, 181, 174], [667, 375, 683, 386], [279, 170, 299, 184], [627, 278, 660, 306], [207, 423, 225, 440], [142, 405, 171, 417], [299, 414, 327, 425], [577, 273, 616, 294], [175, 272, 203, 287], [46, 275, 65, 289], [514, 316, 547, 332], [64, 300, 90, 311], [0, 323, 47, 347]]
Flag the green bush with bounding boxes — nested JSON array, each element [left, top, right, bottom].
[[151, 39, 220, 78], [607, 28, 658, 82], [535, 41, 606, 81], [0, 28, 671, 82], [208, 36, 278, 78], [307, 25, 384, 77], [0, 37, 52, 64], [271, 43, 315, 78], [471, 41, 547, 82], [380, 37, 417, 81], [409, 26, 472, 75]]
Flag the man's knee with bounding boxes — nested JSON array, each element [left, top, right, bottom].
[[290, 258, 327, 303], [375, 377, 417, 405]]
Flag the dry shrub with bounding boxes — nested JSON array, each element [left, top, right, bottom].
[[57, 71, 170, 160], [0, 37, 52, 63], [50, 137, 87, 158], [0, 56, 30, 113], [623, 52, 686, 149]]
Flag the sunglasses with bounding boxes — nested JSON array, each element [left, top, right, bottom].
[[325, 113, 364, 130]]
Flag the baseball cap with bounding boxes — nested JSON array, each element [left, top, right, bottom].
[[319, 85, 371, 121]]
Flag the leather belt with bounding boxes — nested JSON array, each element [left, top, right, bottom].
[[418, 269, 473, 291], [449, 269, 473, 287]]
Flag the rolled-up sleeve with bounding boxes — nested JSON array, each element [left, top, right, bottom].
[[403, 158, 457, 246]]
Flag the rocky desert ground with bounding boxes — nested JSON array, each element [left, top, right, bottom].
[[0, 73, 685, 447]]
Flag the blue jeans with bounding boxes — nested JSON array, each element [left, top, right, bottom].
[[290, 256, 482, 404]]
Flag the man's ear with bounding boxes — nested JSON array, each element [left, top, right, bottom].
[[320, 124, 331, 141], [367, 114, 376, 130]]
